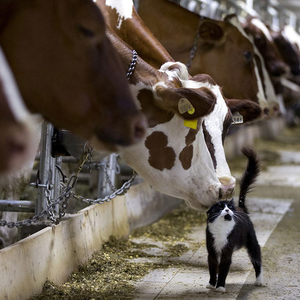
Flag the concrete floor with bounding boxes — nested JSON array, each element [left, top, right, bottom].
[[128, 151, 300, 300]]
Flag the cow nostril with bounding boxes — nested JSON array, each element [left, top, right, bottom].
[[132, 115, 147, 141], [218, 188, 223, 200], [263, 108, 269, 116]]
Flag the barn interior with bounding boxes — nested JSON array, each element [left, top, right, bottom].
[[1, 0, 300, 299]]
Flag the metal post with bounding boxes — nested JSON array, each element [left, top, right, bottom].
[[52, 156, 62, 212], [36, 121, 55, 217], [97, 154, 119, 198], [107, 153, 118, 189]]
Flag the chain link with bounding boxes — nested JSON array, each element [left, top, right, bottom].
[[186, 19, 204, 70], [70, 171, 136, 205], [0, 146, 136, 228], [126, 50, 138, 80]]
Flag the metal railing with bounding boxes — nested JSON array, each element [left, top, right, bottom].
[[0, 121, 136, 227]]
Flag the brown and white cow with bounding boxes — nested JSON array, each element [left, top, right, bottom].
[[270, 27, 300, 123], [243, 17, 288, 78], [0, 0, 147, 152], [102, 8, 262, 210], [0, 47, 42, 249], [137, 0, 269, 113], [227, 16, 280, 116], [272, 29, 300, 77], [0, 47, 40, 175], [120, 58, 261, 210]]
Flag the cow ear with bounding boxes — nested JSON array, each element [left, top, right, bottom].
[[154, 85, 216, 120], [198, 20, 224, 42], [224, 14, 239, 24], [226, 99, 262, 123]]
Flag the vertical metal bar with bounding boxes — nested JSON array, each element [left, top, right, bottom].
[[36, 121, 54, 216], [97, 158, 106, 198], [53, 156, 62, 214], [108, 153, 117, 189]]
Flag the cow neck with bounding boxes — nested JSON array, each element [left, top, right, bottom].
[[186, 16, 206, 70], [138, 0, 200, 66], [107, 26, 164, 87], [100, 0, 174, 69]]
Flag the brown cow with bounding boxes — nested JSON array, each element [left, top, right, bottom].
[[0, 47, 40, 175], [0, 47, 41, 249], [137, 0, 269, 113], [270, 28, 300, 124], [0, 0, 147, 152], [94, 2, 262, 210], [243, 17, 288, 78], [272, 29, 300, 77]]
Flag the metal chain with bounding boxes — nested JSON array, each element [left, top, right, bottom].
[[70, 171, 136, 205], [126, 50, 138, 80], [103, 164, 117, 192], [0, 147, 136, 227], [186, 19, 204, 70], [186, 30, 200, 69]]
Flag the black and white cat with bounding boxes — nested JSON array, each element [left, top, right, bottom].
[[206, 147, 263, 292]]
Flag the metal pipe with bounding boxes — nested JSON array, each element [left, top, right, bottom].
[[0, 200, 35, 212], [36, 121, 55, 216]]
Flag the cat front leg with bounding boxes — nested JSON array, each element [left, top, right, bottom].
[[216, 253, 232, 292], [206, 253, 218, 289]]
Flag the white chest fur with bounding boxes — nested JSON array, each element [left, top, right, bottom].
[[208, 217, 236, 254]]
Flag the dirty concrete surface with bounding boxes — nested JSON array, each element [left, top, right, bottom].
[[31, 125, 300, 299], [129, 126, 300, 300]]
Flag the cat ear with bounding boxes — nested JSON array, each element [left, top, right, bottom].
[[229, 198, 235, 205], [206, 206, 213, 215]]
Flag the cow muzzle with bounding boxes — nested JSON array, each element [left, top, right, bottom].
[[218, 175, 236, 199]]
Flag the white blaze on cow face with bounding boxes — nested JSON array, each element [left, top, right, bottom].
[[247, 18, 280, 114], [0, 48, 32, 123], [105, 0, 133, 29], [227, 16, 269, 113], [251, 18, 273, 42], [283, 25, 300, 50], [0, 47, 41, 175]]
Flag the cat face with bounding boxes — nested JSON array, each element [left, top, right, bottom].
[[206, 199, 235, 223]]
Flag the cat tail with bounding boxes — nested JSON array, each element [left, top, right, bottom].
[[239, 147, 260, 214]]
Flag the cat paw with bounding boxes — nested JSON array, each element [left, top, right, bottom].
[[254, 272, 264, 286], [254, 280, 263, 286], [206, 283, 215, 289], [215, 286, 226, 292]]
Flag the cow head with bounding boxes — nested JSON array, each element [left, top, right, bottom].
[[0, 0, 146, 152], [186, 15, 269, 115], [120, 62, 261, 210], [272, 30, 300, 77], [244, 17, 288, 78]]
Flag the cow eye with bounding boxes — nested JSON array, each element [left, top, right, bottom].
[[78, 25, 95, 38], [244, 51, 253, 62]]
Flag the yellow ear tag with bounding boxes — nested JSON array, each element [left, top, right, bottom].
[[184, 119, 198, 129], [188, 107, 195, 115], [178, 98, 194, 114]]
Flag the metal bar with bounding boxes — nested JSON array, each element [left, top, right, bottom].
[[0, 200, 35, 212], [36, 121, 55, 216]]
